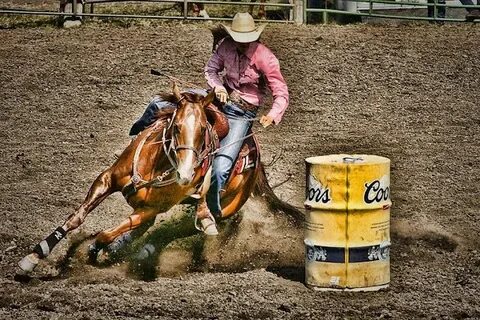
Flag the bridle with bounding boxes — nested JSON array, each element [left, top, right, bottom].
[[162, 107, 212, 171], [124, 97, 215, 198]]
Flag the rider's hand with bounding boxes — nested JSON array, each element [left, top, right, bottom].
[[214, 86, 228, 103], [260, 115, 274, 128]]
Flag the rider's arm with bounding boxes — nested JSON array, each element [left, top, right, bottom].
[[256, 46, 289, 125], [205, 44, 226, 92]]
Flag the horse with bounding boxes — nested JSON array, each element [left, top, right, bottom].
[[17, 83, 260, 274]]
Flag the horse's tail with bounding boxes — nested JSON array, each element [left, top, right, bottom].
[[253, 162, 304, 225]]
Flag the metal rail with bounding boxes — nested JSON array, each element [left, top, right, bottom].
[[2, 0, 478, 23], [0, 9, 293, 22], [304, 0, 480, 23], [83, 0, 293, 7], [0, 0, 296, 22]]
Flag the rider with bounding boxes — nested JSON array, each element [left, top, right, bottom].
[[201, 12, 290, 219]]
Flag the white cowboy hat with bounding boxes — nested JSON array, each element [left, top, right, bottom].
[[222, 12, 267, 43]]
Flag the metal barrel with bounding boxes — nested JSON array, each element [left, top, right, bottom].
[[304, 154, 391, 291]]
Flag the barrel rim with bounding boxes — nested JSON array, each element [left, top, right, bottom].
[[305, 154, 390, 165]]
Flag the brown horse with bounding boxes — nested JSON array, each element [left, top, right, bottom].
[[18, 83, 260, 274]]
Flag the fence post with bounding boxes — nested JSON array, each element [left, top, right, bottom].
[[295, 0, 304, 24], [183, 0, 188, 19], [72, 0, 77, 19]]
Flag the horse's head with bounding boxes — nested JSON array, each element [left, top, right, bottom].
[[169, 83, 215, 186]]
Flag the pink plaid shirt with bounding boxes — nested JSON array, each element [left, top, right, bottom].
[[205, 38, 289, 124]]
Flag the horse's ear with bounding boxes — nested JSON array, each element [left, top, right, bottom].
[[172, 81, 182, 103], [202, 90, 216, 108]]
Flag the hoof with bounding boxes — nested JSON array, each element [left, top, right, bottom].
[[134, 243, 156, 261], [18, 253, 39, 273], [88, 242, 103, 264], [199, 216, 219, 236], [195, 201, 218, 236]]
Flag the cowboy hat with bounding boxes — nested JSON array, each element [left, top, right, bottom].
[[222, 12, 266, 43]]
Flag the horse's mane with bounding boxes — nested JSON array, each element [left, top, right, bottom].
[[158, 92, 204, 104], [153, 92, 204, 121], [154, 106, 176, 121]]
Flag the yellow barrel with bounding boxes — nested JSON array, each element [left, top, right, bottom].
[[304, 154, 391, 291]]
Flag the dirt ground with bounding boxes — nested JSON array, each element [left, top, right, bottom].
[[0, 14, 479, 319]]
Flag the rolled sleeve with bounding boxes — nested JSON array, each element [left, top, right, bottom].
[[258, 51, 289, 124], [204, 45, 226, 89]]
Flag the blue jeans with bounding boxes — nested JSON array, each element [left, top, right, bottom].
[[206, 102, 256, 216]]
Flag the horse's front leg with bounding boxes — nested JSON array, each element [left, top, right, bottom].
[[18, 169, 116, 274], [88, 208, 158, 263]]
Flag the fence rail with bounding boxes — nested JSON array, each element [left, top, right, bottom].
[[0, 0, 297, 22], [1, 0, 479, 23], [304, 0, 480, 23]]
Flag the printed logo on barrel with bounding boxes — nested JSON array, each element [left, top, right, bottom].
[[306, 174, 331, 204], [363, 175, 390, 207]]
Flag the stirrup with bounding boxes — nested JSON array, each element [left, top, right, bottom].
[[194, 214, 218, 236]]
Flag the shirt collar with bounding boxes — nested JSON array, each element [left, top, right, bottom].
[[236, 41, 258, 60]]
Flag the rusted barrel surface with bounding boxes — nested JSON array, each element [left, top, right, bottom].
[[304, 154, 391, 291]]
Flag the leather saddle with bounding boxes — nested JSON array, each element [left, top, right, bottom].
[[204, 103, 229, 140]]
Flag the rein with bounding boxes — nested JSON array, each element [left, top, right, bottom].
[[128, 119, 177, 193], [210, 128, 264, 156], [124, 94, 267, 200]]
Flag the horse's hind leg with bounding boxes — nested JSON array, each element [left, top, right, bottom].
[[18, 169, 116, 273], [88, 208, 157, 263]]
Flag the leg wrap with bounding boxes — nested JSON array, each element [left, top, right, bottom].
[[135, 243, 156, 261], [33, 227, 67, 259], [106, 232, 133, 254]]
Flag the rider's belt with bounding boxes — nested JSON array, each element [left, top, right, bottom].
[[229, 91, 259, 112]]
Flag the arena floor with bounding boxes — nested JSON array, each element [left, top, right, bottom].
[[0, 17, 479, 319]]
